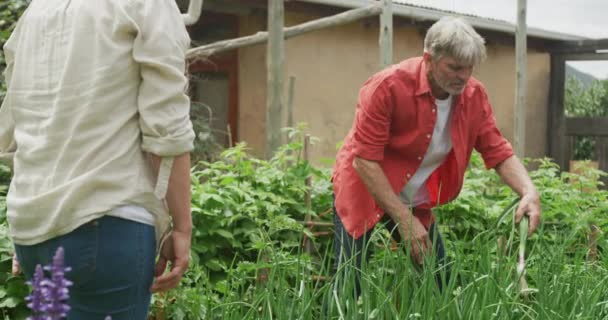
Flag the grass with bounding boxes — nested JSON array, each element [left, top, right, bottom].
[[157, 220, 608, 320]]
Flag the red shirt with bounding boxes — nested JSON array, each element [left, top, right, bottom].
[[332, 57, 513, 239]]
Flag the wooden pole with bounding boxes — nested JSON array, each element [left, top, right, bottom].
[[514, 0, 527, 158], [287, 76, 296, 129], [379, 0, 393, 69], [187, 5, 382, 61], [588, 224, 599, 262], [227, 123, 233, 148], [596, 137, 608, 187], [299, 221, 333, 228], [266, 0, 285, 158]]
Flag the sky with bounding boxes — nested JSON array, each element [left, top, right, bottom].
[[396, 0, 608, 79]]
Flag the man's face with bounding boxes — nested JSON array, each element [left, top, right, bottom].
[[425, 53, 474, 96]]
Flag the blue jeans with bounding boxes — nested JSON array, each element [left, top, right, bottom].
[[333, 208, 450, 296], [14, 216, 156, 320]]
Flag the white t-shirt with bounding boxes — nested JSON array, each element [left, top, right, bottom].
[[400, 95, 453, 207]]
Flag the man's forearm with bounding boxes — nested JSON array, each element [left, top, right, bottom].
[[352, 156, 413, 225], [148, 153, 193, 233], [495, 155, 537, 197]]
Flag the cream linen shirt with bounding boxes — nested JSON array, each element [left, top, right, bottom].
[[0, 0, 195, 245]]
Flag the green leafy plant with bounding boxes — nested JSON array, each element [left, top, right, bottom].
[[564, 76, 608, 160], [1, 164, 30, 319], [436, 152, 608, 263], [188, 126, 332, 278], [149, 127, 334, 319], [3, 136, 607, 319]]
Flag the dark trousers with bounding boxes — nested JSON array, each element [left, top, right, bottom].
[[332, 208, 450, 296]]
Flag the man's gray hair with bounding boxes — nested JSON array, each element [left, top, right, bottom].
[[424, 16, 487, 65]]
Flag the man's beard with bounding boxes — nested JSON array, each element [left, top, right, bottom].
[[435, 74, 466, 96]]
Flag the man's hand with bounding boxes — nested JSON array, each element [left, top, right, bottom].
[[151, 230, 191, 293], [515, 192, 541, 236], [495, 156, 542, 236], [351, 156, 433, 264], [400, 215, 432, 265]]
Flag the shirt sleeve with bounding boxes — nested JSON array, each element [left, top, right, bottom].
[[128, 0, 195, 156], [351, 80, 393, 161], [0, 30, 18, 166], [474, 87, 514, 169]]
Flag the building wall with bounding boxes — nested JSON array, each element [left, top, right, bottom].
[[237, 14, 267, 155], [477, 44, 550, 160], [237, 10, 550, 163]]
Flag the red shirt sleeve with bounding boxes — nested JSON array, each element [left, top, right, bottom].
[[351, 79, 393, 161], [474, 87, 514, 169]]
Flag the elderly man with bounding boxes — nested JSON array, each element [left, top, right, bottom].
[[1, 0, 194, 318], [331, 16, 541, 293]]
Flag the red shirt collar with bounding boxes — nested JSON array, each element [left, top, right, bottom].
[[415, 59, 432, 97]]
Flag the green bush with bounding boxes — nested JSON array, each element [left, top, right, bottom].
[[1, 164, 30, 319], [564, 76, 608, 160], [1, 0, 30, 101], [187, 128, 332, 282], [436, 153, 608, 261]]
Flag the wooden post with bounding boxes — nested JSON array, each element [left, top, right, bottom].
[[514, 0, 527, 158], [287, 76, 296, 129], [227, 123, 233, 148], [266, 0, 285, 158], [565, 135, 575, 171], [379, 0, 393, 69], [547, 54, 567, 170], [596, 137, 608, 187], [303, 134, 313, 255], [588, 224, 599, 262]]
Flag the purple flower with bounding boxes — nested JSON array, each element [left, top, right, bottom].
[[43, 247, 73, 320], [25, 264, 48, 320], [25, 247, 73, 320]]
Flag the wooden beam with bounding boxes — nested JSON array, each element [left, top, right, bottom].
[[187, 5, 382, 60], [514, 0, 527, 158], [379, 0, 393, 69], [266, 0, 285, 158], [565, 117, 608, 136], [550, 39, 608, 54], [560, 52, 608, 62]]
